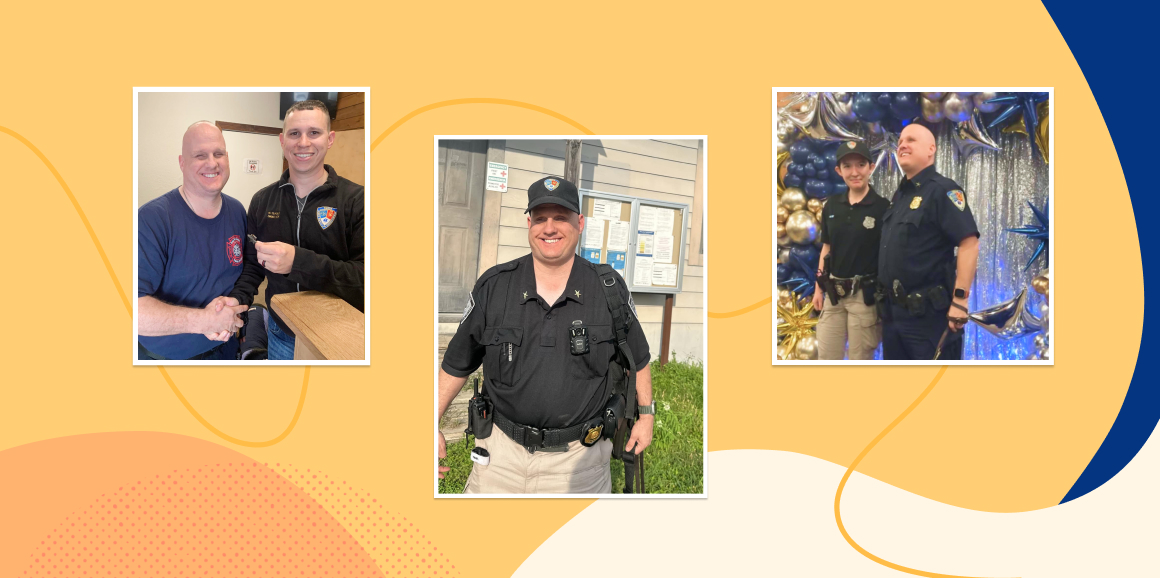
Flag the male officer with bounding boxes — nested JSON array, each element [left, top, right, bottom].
[[812, 140, 889, 359], [437, 176, 654, 494], [878, 124, 980, 360], [228, 100, 365, 360], [138, 121, 249, 360]]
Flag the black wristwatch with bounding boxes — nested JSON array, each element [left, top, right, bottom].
[[954, 287, 969, 299]]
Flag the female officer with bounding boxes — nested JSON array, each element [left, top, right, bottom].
[[812, 140, 890, 360]]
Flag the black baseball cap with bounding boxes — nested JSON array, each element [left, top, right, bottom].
[[525, 176, 580, 214], [836, 140, 873, 164]]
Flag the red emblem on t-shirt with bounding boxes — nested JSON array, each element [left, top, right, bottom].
[[227, 235, 243, 266]]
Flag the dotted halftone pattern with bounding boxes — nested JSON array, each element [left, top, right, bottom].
[[27, 462, 456, 577]]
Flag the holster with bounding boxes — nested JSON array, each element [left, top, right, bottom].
[[465, 378, 494, 440], [819, 254, 840, 306], [875, 282, 892, 322], [861, 275, 877, 306]]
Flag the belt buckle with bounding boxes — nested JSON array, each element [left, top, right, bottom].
[[524, 427, 543, 453]]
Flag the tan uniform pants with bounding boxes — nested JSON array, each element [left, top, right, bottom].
[[817, 288, 881, 360], [464, 427, 613, 494]]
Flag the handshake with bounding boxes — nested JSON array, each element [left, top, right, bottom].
[[202, 296, 249, 342]]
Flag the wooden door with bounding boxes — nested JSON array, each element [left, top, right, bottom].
[[438, 140, 488, 315]]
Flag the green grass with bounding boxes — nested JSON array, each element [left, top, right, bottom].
[[438, 357, 704, 495]]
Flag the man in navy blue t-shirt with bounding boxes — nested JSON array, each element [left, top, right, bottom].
[[137, 121, 250, 361]]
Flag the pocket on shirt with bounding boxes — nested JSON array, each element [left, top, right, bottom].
[[481, 326, 523, 387], [571, 324, 615, 381]]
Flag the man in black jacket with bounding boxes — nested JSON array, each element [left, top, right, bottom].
[[228, 99, 365, 360]]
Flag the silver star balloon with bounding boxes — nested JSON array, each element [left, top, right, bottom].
[[969, 288, 1044, 340], [780, 92, 863, 143], [953, 110, 1000, 157], [865, 122, 900, 176]]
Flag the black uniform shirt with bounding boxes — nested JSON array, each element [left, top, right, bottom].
[[878, 165, 980, 291], [441, 254, 651, 429], [818, 186, 890, 278]]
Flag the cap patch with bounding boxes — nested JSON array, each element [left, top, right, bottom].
[[847, 141, 856, 149], [948, 190, 966, 211], [544, 178, 559, 191]]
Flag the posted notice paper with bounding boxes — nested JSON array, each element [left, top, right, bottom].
[[637, 205, 657, 232], [637, 232, 655, 255], [633, 256, 654, 286], [607, 220, 630, 251], [656, 207, 676, 233], [592, 199, 622, 221], [652, 263, 678, 286], [654, 234, 674, 263], [584, 218, 606, 249]]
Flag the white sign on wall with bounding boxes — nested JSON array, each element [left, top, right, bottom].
[[245, 159, 261, 174], [486, 162, 509, 192]]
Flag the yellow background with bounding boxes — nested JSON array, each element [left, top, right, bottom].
[[0, 0, 1141, 576]]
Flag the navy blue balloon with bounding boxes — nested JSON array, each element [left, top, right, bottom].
[[852, 93, 885, 122], [783, 174, 801, 187], [777, 263, 793, 282], [876, 92, 892, 107], [804, 165, 816, 177], [790, 243, 820, 270], [890, 92, 922, 119], [790, 162, 805, 176], [789, 140, 813, 164], [823, 148, 838, 167], [834, 182, 849, 195], [804, 178, 828, 197], [812, 157, 826, 171]]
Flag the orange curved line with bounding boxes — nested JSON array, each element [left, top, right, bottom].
[[1, 126, 130, 315], [2, 124, 310, 448], [159, 366, 310, 447], [370, 98, 595, 150], [833, 367, 1017, 578], [708, 297, 772, 318]]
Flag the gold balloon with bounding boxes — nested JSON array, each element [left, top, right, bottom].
[[777, 296, 818, 356], [777, 343, 796, 361], [922, 92, 944, 100], [1001, 100, 1049, 164], [785, 210, 819, 244], [921, 95, 944, 123], [795, 335, 819, 360], [778, 246, 792, 264], [777, 206, 790, 224], [777, 223, 787, 239], [777, 151, 790, 195], [807, 198, 823, 213], [777, 232, 793, 247], [778, 288, 794, 308], [780, 187, 807, 212], [1032, 268, 1051, 301]]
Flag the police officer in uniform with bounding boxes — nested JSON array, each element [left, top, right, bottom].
[[437, 176, 654, 494], [878, 124, 980, 360], [812, 140, 889, 359]]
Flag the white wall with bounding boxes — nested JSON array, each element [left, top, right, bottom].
[[498, 139, 705, 362], [137, 91, 284, 209]]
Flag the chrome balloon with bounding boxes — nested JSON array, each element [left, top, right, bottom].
[[968, 288, 1044, 339], [973, 91, 1000, 113], [922, 92, 945, 100], [953, 110, 1000, 157], [785, 210, 820, 244], [921, 95, 945, 123], [942, 92, 974, 123], [866, 123, 901, 176], [780, 92, 863, 142]]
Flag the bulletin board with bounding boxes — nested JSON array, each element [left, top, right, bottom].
[[577, 189, 689, 294]]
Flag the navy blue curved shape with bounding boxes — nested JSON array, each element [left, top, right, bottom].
[[1042, 1, 1158, 503]]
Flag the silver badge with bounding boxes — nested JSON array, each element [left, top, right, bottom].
[[863, 216, 875, 229], [836, 284, 846, 296], [460, 293, 475, 324]]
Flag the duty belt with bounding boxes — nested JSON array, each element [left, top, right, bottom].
[[494, 410, 591, 453], [831, 276, 858, 298]]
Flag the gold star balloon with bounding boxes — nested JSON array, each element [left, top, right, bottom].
[[777, 294, 818, 356]]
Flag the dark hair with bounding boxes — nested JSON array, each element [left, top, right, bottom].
[[284, 100, 331, 131]]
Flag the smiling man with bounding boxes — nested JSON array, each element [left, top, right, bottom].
[[437, 176, 654, 494], [878, 123, 980, 360], [137, 121, 249, 361], [227, 100, 365, 360]]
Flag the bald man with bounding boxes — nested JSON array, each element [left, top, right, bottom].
[[877, 124, 979, 360], [137, 121, 249, 361]]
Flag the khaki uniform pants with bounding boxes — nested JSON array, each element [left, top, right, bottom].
[[464, 427, 613, 494], [817, 288, 881, 360]]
